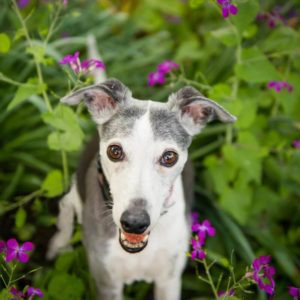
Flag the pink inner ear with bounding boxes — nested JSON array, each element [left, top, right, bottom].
[[85, 90, 116, 111], [182, 103, 212, 124]]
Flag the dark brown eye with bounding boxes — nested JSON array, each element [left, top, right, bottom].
[[160, 151, 178, 167], [107, 145, 124, 162]]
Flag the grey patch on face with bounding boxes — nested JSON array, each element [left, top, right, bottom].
[[101, 105, 147, 141], [149, 108, 192, 149]]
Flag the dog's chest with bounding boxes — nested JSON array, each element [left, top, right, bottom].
[[103, 204, 189, 284]]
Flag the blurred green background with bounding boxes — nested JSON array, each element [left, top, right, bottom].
[[0, 0, 299, 299]]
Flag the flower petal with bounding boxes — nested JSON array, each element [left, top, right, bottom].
[[197, 250, 206, 260], [7, 238, 19, 250], [0, 240, 6, 253], [18, 252, 29, 263], [191, 223, 200, 232], [5, 248, 17, 262], [222, 7, 229, 18], [229, 4, 238, 15], [20, 241, 34, 252]]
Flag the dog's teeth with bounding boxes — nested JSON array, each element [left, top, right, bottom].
[[121, 232, 125, 241], [143, 235, 149, 242]]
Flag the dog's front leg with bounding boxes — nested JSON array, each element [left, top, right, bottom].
[[154, 276, 181, 300]]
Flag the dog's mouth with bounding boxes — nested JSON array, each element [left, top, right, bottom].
[[119, 230, 149, 253]]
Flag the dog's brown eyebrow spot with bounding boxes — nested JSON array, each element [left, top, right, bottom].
[[149, 108, 191, 149]]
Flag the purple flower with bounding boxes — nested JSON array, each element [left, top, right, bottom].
[[267, 81, 293, 93], [17, 0, 30, 8], [59, 52, 105, 75], [252, 256, 276, 298], [59, 51, 81, 73], [157, 60, 179, 74], [5, 238, 34, 264], [63, 0, 68, 6], [192, 219, 216, 240], [147, 60, 179, 87], [218, 289, 235, 297], [10, 287, 25, 300], [217, 0, 238, 18], [0, 240, 6, 254], [27, 287, 44, 299], [81, 59, 106, 72], [148, 71, 166, 87], [191, 212, 199, 225], [292, 140, 300, 149], [191, 236, 206, 260], [289, 286, 300, 298], [257, 10, 286, 28]]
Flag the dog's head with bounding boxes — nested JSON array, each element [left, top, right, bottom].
[[62, 78, 236, 253]]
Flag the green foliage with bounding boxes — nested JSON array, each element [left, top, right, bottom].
[[235, 47, 280, 83], [42, 105, 84, 152], [7, 78, 47, 111], [0, 0, 299, 299], [0, 33, 11, 53], [48, 274, 84, 300], [42, 170, 63, 198]]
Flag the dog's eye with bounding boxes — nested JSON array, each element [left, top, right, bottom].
[[160, 151, 178, 167], [107, 145, 124, 162]]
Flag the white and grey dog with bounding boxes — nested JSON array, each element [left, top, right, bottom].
[[47, 78, 236, 300]]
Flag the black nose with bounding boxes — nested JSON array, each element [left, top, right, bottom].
[[120, 209, 150, 234]]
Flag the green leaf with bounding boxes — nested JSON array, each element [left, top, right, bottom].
[[235, 47, 280, 83], [261, 26, 300, 53], [210, 26, 238, 46], [0, 33, 11, 53], [14, 28, 26, 41], [219, 181, 252, 224], [26, 45, 46, 64], [48, 274, 84, 300], [42, 105, 84, 152], [223, 142, 262, 184], [235, 100, 257, 129], [0, 289, 11, 300], [55, 252, 75, 272], [175, 38, 202, 61], [208, 83, 232, 101], [42, 169, 63, 198], [15, 207, 27, 229], [7, 78, 47, 111], [231, 0, 260, 34]]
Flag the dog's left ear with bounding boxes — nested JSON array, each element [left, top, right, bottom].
[[168, 86, 237, 136], [61, 78, 131, 125]]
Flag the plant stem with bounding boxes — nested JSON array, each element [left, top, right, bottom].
[[203, 258, 219, 299], [0, 190, 43, 215], [7, 263, 16, 287], [12, 0, 53, 112], [61, 149, 69, 191], [44, 4, 62, 45], [11, 266, 42, 284]]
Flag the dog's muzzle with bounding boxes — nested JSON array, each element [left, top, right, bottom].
[[119, 230, 150, 253], [119, 209, 150, 253]]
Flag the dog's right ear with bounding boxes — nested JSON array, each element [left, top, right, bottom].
[[61, 78, 131, 125]]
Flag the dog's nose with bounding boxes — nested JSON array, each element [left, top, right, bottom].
[[120, 209, 150, 234]]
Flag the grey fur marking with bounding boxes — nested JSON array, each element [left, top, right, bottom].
[[149, 108, 192, 149], [101, 105, 147, 141]]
